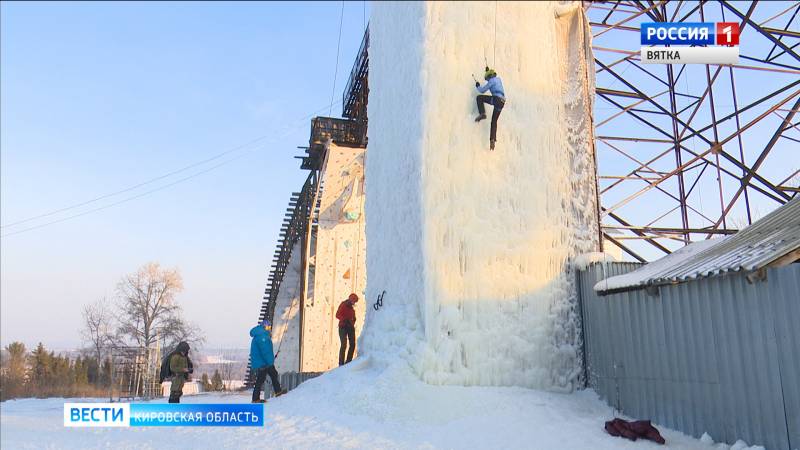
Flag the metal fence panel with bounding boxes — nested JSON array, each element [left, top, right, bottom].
[[579, 262, 800, 450], [768, 266, 800, 450]]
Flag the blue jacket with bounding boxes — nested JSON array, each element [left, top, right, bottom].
[[249, 325, 275, 369], [477, 76, 505, 99]]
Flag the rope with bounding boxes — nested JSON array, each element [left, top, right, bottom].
[[493, 1, 498, 66], [352, 165, 366, 293], [304, 148, 330, 308], [329, 0, 346, 116]]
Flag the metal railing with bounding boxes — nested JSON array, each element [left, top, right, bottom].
[[310, 116, 366, 148], [259, 173, 317, 326], [342, 25, 369, 121], [246, 173, 318, 386], [109, 345, 162, 401]]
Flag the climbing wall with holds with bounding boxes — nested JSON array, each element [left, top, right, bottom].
[[300, 143, 367, 372], [361, 1, 600, 391]]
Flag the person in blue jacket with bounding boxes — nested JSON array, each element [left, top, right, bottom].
[[250, 319, 286, 403], [474, 66, 506, 150]]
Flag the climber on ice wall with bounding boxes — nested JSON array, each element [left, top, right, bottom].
[[474, 66, 506, 150]]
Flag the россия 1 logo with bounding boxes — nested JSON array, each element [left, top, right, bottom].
[[640, 22, 739, 64]]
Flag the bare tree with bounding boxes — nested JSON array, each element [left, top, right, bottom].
[[219, 350, 245, 390], [116, 262, 203, 350], [81, 298, 115, 361], [727, 204, 767, 231]]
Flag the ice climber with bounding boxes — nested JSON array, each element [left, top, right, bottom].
[[336, 293, 359, 366], [250, 319, 286, 403], [474, 66, 506, 150], [167, 341, 192, 403]]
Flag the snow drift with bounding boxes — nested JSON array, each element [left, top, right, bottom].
[[362, 1, 600, 391]]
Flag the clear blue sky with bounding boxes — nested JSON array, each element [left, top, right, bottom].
[[1, 1, 370, 349]]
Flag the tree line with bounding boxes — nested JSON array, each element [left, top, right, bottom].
[[1, 262, 204, 401], [1, 342, 112, 400]]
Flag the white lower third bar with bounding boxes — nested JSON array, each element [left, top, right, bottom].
[[640, 46, 739, 64]]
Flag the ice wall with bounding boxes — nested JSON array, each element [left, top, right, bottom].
[[362, 1, 599, 391], [300, 144, 368, 371], [271, 242, 302, 373]]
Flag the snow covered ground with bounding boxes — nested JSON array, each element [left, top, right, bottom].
[[1, 360, 763, 449]]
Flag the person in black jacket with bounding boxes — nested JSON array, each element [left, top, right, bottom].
[[167, 341, 192, 403]]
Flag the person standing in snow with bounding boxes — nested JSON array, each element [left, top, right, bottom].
[[474, 67, 506, 151], [336, 293, 359, 366], [250, 319, 286, 403], [168, 341, 191, 403]]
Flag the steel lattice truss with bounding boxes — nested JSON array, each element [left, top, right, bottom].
[[587, 0, 799, 261]]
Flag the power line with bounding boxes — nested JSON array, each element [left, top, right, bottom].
[[2, 151, 256, 238], [329, 0, 345, 117], [1, 102, 336, 237], [1, 136, 268, 229], [2, 102, 336, 231]]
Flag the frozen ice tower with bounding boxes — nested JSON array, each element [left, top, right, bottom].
[[361, 1, 600, 391]]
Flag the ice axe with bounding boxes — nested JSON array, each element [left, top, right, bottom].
[[373, 290, 386, 311]]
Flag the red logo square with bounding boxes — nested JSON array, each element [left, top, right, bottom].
[[716, 22, 740, 46]]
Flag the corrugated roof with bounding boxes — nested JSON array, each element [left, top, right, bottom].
[[595, 196, 800, 294]]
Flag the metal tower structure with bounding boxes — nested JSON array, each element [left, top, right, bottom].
[[588, 1, 799, 261]]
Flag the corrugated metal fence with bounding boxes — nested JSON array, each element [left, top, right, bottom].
[[260, 371, 322, 398], [578, 262, 800, 450]]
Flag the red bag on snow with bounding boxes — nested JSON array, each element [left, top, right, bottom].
[[604, 418, 665, 445]]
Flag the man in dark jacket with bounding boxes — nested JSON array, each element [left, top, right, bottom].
[[335, 293, 359, 366], [250, 319, 286, 403], [168, 341, 191, 403]]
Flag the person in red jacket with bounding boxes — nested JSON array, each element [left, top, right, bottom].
[[336, 293, 359, 366]]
